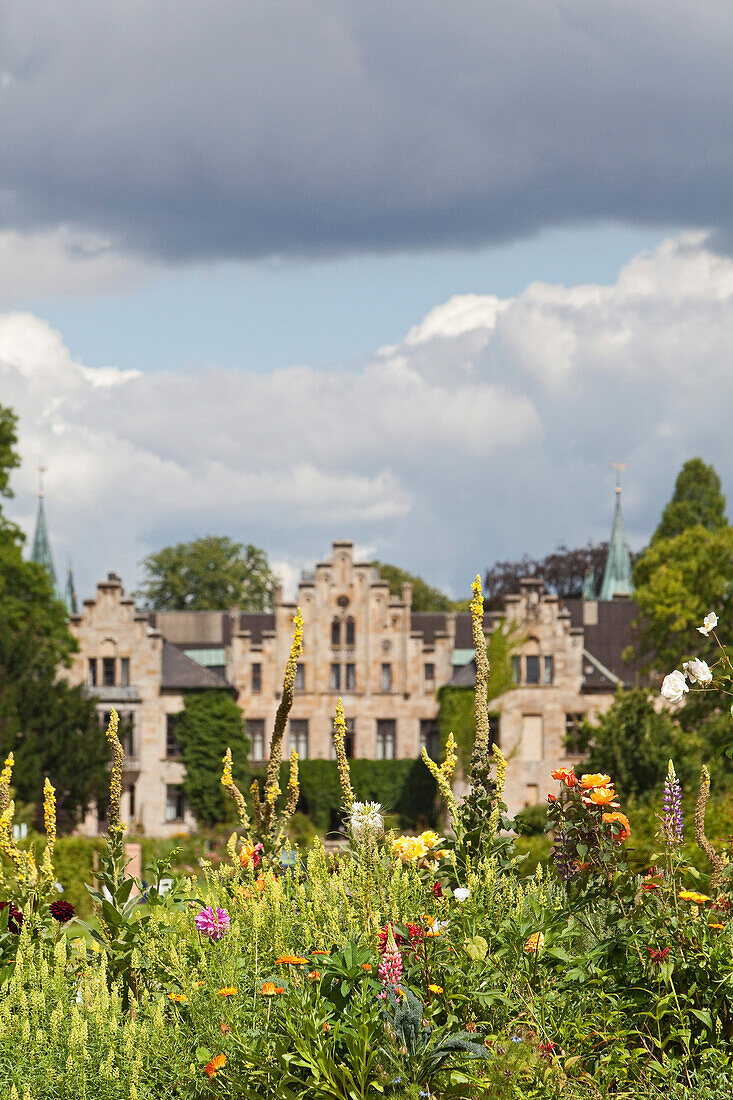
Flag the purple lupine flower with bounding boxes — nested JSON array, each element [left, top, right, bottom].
[[551, 832, 577, 883], [195, 906, 230, 941], [662, 760, 683, 846]]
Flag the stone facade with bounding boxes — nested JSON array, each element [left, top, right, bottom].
[[66, 542, 635, 835]]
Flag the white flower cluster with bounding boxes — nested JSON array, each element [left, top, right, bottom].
[[349, 801, 384, 843], [660, 612, 717, 704]]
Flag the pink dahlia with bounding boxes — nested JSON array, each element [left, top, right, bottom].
[[195, 906, 230, 941]]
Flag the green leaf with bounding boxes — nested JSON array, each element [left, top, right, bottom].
[[465, 935, 488, 961]]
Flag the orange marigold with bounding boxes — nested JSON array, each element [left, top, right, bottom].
[[168, 992, 186, 1002], [524, 932, 545, 954], [204, 1054, 226, 1078], [678, 890, 710, 905], [580, 773, 611, 789], [708, 922, 724, 930], [275, 954, 308, 965], [307, 970, 320, 981], [602, 811, 631, 842], [216, 987, 238, 997], [260, 982, 284, 996], [551, 768, 577, 787], [361, 963, 373, 971]]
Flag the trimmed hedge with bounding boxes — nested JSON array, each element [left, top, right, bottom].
[[251, 758, 438, 834]]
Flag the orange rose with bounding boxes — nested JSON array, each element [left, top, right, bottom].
[[587, 787, 616, 805], [580, 773, 611, 789], [602, 811, 631, 842], [551, 768, 577, 787]]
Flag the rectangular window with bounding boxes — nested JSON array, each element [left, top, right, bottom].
[[330, 663, 341, 691], [121, 715, 135, 758], [420, 718, 440, 759], [345, 663, 356, 691], [289, 719, 309, 759], [520, 715, 543, 761], [331, 716, 355, 759], [380, 664, 392, 692], [525, 655, 540, 685], [345, 619, 355, 646], [331, 619, 341, 647], [294, 663, 305, 691], [488, 713, 500, 746], [120, 657, 130, 687], [543, 656, 554, 685], [252, 663, 262, 693], [247, 719, 266, 762], [88, 658, 97, 687], [128, 783, 136, 820], [376, 719, 396, 760], [102, 657, 116, 687], [166, 714, 181, 758], [424, 663, 435, 689], [511, 655, 521, 684], [166, 785, 185, 823], [565, 713, 586, 755]]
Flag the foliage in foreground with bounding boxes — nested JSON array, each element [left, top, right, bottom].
[[1, 582, 733, 1099]]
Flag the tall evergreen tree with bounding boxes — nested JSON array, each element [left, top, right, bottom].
[[652, 458, 727, 543]]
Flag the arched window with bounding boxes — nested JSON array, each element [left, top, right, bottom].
[[345, 617, 355, 646], [331, 618, 341, 647]]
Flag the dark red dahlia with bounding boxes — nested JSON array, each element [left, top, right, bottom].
[[50, 900, 75, 923], [0, 900, 23, 934]]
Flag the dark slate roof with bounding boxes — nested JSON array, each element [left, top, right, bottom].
[[449, 658, 478, 687], [562, 597, 640, 690], [454, 612, 492, 648], [410, 612, 450, 645], [238, 613, 275, 645], [161, 641, 232, 690]]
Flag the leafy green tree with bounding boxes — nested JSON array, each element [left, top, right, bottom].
[[175, 691, 250, 825], [652, 458, 727, 543], [0, 404, 109, 828], [374, 562, 454, 612], [580, 688, 699, 800], [633, 524, 733, 673], [137, 536, 278, 611]]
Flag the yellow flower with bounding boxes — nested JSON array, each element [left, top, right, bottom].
[[168, 993, 186, 1002], [428, 984, 443, 994], [523, 932, 545, 954], [580, 773, 611, 790], [216, 987, 237, 997], [678, 890, 711, 905], [708, 922, 724, 930]]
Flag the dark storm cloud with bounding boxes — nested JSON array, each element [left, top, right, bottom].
[[1, 1, 733, 260]]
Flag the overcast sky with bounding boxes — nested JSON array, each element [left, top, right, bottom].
[[1, 2, 731, 599]]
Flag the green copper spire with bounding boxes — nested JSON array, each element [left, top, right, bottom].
[[30, 467, 61, 600], [599, 464, 634, 601], [64, 565, 78, 615]]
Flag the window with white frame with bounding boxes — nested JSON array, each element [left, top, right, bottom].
[[247, 718, 266, 762], [376, 719, 396, 760], [289, 719, 309, 759]]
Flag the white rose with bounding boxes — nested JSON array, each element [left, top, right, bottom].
[[697, 611, 719, 636], [453, 887, 470, 902], [660, 670, 689, 704], [683, 658, 713, 686]]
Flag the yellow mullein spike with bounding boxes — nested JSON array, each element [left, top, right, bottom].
[[285, 748, 300, 820], [332, 697, 355, 810], [470, 575, 490, 775], [221, 747, 251, 832], [264, 608, 303, 814], [105, 709, 126, 835], [440, 732, 458, 780]]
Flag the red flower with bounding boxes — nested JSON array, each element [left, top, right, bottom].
[[50, 900, 75, 923], [0, 901, 23, 934], [648, 946, 669, 966], [377, 922, 424, 955], [432, 881, 443, 898]]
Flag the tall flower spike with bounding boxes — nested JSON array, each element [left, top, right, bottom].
[[332, 697, 355, 810], [421, 745, 457, 818], [662, 759, 683, 847], [261, 608, 303, 831], [440, 732, 458, 780], [470, 575, 491, 779], [284, 748, 300, 820], [41, 777, 57, 883], [221, 747, 251, 832], [694, 765, 726, 890], [105, 709, 126, 835]]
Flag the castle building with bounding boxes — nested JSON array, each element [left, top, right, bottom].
[[32, 488, 639, 836]]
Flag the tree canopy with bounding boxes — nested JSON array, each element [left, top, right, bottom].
[[484, 542, 609, 606], [137, 536, 278, 611], [0, 404, 109, 829], [652, 458, 727, 543], [175, 692, 250, 825], [374, 561, 456, 612]]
